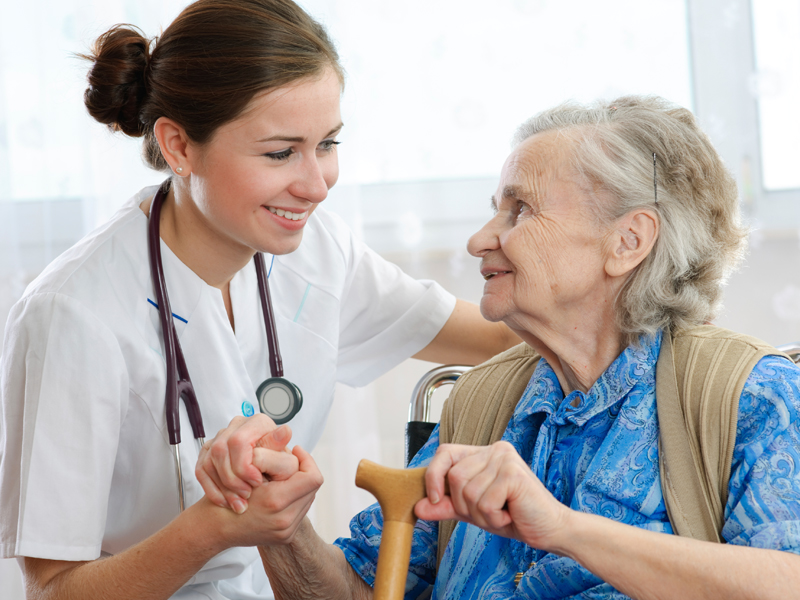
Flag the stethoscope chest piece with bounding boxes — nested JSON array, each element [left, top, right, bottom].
[[256, 377, 303, 424]]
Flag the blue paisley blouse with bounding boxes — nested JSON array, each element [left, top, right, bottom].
[[334, 330, 800, 599]]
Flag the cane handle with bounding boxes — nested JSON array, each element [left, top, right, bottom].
[[355, 459, 427, 600]]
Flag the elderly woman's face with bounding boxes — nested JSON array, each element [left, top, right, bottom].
[[467, 132, 613, 332]]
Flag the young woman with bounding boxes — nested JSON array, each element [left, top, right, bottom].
[[0, 1, 517, 598]]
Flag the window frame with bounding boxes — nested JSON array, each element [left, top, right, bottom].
[[687, 0, 800, 229]]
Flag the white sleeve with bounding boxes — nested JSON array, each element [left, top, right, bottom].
[[336, 241, 456, 388], [0, 293, 128, 560]]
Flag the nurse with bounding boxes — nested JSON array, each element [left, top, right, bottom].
[[0, 1, 517, 598]]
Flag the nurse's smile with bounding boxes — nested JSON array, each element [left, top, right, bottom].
[[264, 205, 310, 231], [266, 206, 308, 221]]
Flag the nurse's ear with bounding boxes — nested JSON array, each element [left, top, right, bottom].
[[154, 117, 193, 177]]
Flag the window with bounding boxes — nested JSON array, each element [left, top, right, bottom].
[[688, 0, 800, 228], [751, 0, 800, 192]]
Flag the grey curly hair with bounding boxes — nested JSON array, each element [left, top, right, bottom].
[[513, 96, 747, 343]]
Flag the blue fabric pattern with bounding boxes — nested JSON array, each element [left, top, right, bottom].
[[334, 331, 800, 598]]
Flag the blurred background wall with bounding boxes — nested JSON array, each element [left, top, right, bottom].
[[2, 0, 800, 596]]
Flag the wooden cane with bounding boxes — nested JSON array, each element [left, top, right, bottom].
[[355, 459, 428, 600]]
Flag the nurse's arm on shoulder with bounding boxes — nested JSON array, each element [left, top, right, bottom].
[[413, 299, 520, 366], [23, 428, 321, 600], [418, 442, 800, 600]]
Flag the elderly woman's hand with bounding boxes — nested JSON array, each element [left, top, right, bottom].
[[196, 415, 300, 514], [415, 442, 571, 552]]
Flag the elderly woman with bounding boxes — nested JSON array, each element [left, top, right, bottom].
[[201, 96, 800, 599]]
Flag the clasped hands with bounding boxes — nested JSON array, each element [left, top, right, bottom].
[[195, 414, 322, 546], [196, 415, 572, 553]]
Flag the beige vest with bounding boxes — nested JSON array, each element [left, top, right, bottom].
[[435, 325, 790, 567]]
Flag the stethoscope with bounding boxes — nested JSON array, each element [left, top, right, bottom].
[[148, 178, 303, 511]]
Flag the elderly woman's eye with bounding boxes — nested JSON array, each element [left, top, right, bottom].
[[516, 202, 534, 218]]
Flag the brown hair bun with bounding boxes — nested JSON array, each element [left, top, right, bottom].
[[83, 25, 152, 137]]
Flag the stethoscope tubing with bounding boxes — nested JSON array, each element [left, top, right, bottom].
[[150, 179, 211, 512], [148, 179, 206, 447], [254, 252, 283, 378]]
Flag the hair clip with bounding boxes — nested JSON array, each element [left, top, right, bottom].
[[653, 152, 658, 204]]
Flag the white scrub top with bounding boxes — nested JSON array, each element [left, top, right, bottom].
[[0, 186, 456, 599]]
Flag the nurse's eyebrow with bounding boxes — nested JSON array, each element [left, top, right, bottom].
[[325, 123, 344, 138], [256, 123, 344, 144], [257, 134, 304, 143]]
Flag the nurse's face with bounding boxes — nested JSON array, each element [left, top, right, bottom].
[[185, 66, 343, 256]]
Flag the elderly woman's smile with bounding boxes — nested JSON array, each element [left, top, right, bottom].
[[481, 270, 511, 281]]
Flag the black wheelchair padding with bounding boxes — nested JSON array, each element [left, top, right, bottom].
[[405, 421, 437, 466]]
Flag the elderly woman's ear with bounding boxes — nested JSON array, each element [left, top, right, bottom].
[[603, 209, 659, 278]]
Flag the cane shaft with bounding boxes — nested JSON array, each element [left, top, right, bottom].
[[373, 520, 415, 600]]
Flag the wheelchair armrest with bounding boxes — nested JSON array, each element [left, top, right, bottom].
[[777, 342, 800, 365], [405, 365, 471, 466]]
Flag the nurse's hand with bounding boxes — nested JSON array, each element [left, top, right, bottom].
[[414, 442, 570, 552], [196, 415, 299, 514]]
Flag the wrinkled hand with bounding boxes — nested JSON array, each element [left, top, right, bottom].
[[196, 415, 299, 513], [415, 442, 570, 551]]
